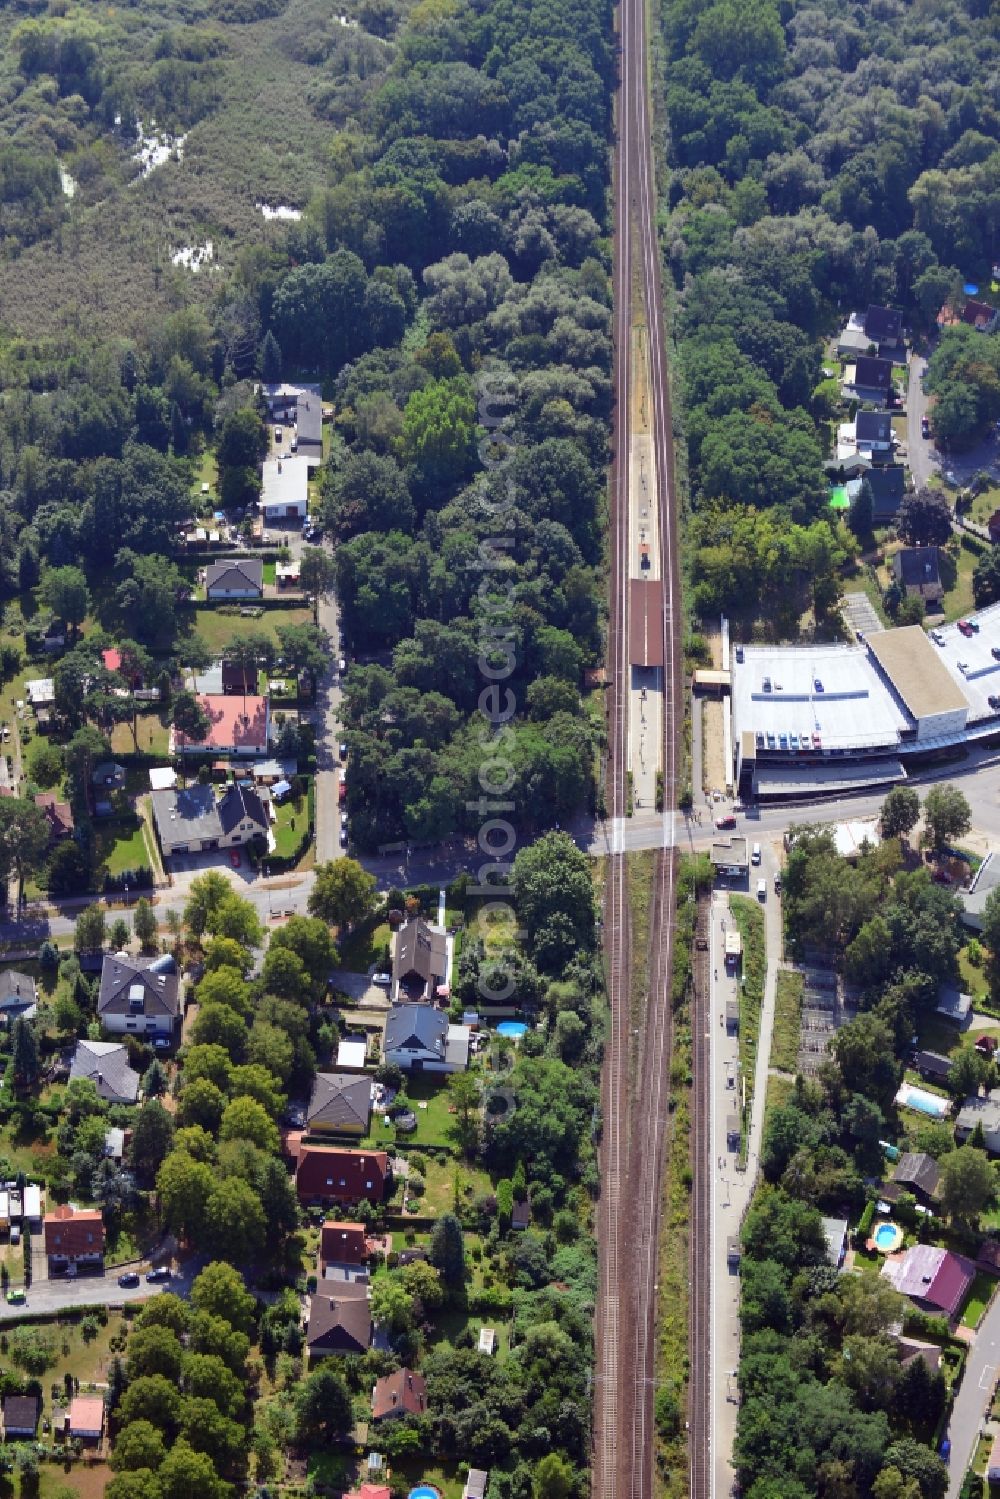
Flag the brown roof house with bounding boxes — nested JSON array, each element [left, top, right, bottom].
[[371, 1368, 428, 1422], [67, 1395, 105, 1441], [295, 1146, 389, 1206], [2, 1395, 39, 1439], [306, 1283, 371, 1360], [393, 918, 448, 1001], [320, 1221, 370, 1273], [34, 793, 74, 840], [306, 1073, 372, 1137], [44, 1205, 105, 1272]]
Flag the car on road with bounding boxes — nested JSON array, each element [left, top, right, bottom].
[[274, 426, 283, 442], [751, 843, 761, 865], [339, 828, 349, 848], [774, 873, 782, 894], [756, 879, 767, 901], [229, 849, 241, 868], [372, 972, 392, 987], [146, 1267, 171, 1283], [930, 629, 945, 644], [921, 416, 930, 438], [715, 814, 736, 830], [338, 657, 347, 674], [118, 1272, 140, 1288], [958, 620, 975, 637], [338, 741, 348, 760], [6, 1288, 25, 1304]]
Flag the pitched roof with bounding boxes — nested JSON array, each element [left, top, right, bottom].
[[34, 793, 74, 837], [307, 1284, 371, 1354], [394, 920, 447, 994], [2, 1395, 38, 1434], [866, 465, 905, 518], [384, 1003, 448, 1059], [372, 1368, 428, 1420], [853, 356, 893, 391], [894, 547, 942, 588], [346, 1485, 391, 1499], [864, 305, 903, 343], [102, 648, 122, 672], [0, 971, 36, 1010], [44, 1205, 105, 1257], [295, 1146, 389, 1203], [855, 410, 892, 443], [912, 1051, 951, 1080], [205, 558, 263, 594], [69, 1041, 140, 1105], [174, 695, 269, 752], [320, 1221, 369, 1266], [98, 954, 180, 1020], [892, 1151, 941, 1198], [962, 299, 998, 330], [307, 1073, 372, 1133], [221, 660, 258, 693], [218, 781, 268, 835], [67, 1395, 105, 1434], [883, 1243, 975, 1315]]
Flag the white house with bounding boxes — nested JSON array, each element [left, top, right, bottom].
[[383, 1004, 469, 1073], [97, 954, 179, 1039], [261, 456, 309, 520], [151, 782, 269, 857], [205, 558, 264, 600]]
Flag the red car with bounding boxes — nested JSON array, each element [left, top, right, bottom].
[[958, 620, 974, 637], [229, 849, 241, 868], [715, 814, 736, 831]]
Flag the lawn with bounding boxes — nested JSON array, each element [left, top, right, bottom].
[[90, 814, 150, 878], [394, 1073, 470, 1150], [939, 534, 986, 623], [969, 484, 1000, 527], [764, 1074, 796, 1118], [188, 604, 312, 655], [272, 790, 312, 865], [960, 946, 990, 1002], [339, 921, 391, 974], [416, 1155, 493, 1218], [391, 1460, 465, 1499], [110, 713, 170, 757], [771, 970, 804, 1074], [263, 561, 277, 585], [961, 1271, 998, 1330], [730, 895, 766, 1142]]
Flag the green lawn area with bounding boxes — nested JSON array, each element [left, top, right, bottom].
[[272, 790, 311, 864], [962, 1271, 998, 1330], [110, 713, 170, 756], [263, 561, 277, 585], [960, 945, 990, 1002], [394, 1072, 471, 1150], [90, 814, 150, 877], [764, 1073, 796, 1119], [969, 484, 1000, 527], [188, 604, 311, 655], [731, 896, 766, 1140], [940, 535, 986, 623], [414, 1153, 494, 1217], [338, 921, 391, 974], [770, 970, 803, 1074], [390, 1460, 465, 1499]]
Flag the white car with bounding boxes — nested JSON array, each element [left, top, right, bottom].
[[756, 879, 767, 902], [338, 657, 347, 674], [372, 972, 392, 987]]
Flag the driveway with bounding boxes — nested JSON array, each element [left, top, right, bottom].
[[946, 1283, 1000, 1498]]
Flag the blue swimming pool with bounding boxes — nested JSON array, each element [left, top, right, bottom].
[[497, 1021, 527, 1039], [895, 1083, 951, 1119], [874, 1221, 903, 1253], [409, 1487, 440, 1499]]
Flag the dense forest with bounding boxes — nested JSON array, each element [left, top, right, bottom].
[[661, 0, 1000, 624]]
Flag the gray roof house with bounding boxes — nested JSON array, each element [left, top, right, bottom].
[[151, 782, 269, 857], [393, 919, 448, 1001], [844, 355, 894, 404], [306, 1073, 372, 1137], [98, 954, 179, 1039], [70, 1041, 140, 1105], [864, 305, 904, 349], [892, 1151, 941, 1201], [893, 548, 943, 605], [855, 410, 893, 452], [0, 970, 37, 1026], [955, 1090, 1000, 1153], [866, 464, 906, 522], [205, 558, 264, 600], [383, 1004, 470, 1073]]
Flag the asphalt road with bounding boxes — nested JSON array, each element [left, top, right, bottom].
[[946, 1284, 1000, 1499], [0, 1261, 198, 1322], [906, 351, 932, 491]]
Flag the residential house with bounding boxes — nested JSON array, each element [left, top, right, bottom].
[[295, 1145, 389, 1206], [306, 1073, 372, 1137], [306, 1283, 371, 1358], [837, 312, 877, 358], [956, 1090, 1000, 1153], [710, 837, 749, 878], [512, 1199, 531, 1231], [855, 410, 894, 454], [371, 1369, 427, 1422], [464, 1472, 489, 1499], [151, 781, 269, 858], [866, 465, 906, 523], [173, 694, 270, 756], [70, 1040, 140, 1105], [67, 1395, 105, 1441], [895, 1335, 943, 1373], [821, 1216, 849, 1269], [383, 1004, 470, 1073], [0, 970, 37, 1026], [262, 381, 323, 456], [912, 1051, 952, 1085], [937, 986, 973, 1025], [25, 678, 55, 710], [478, 1328, 498, 1356], [892, 1151, 941, 1203], [961, 299, 1000, 334], [864, 305, 904, 350], [881, 1243, 975, 1317], [345, 1485, 391, 1499], [893, 548, 943, 605], [222, 660, 259, 695], [320, 1221, 369, 1273], [92, 762, 126, 789], [843, 356, 894, 405], [34, 793, 74, 840], [205, 558, 264, 601], [276, 559, 301, 588], [44, 1205, 105, 1273], [97, 953, 179, 1040], [393, 919, 448, 1001], [2, 1395, 39, 1439], [261, 456, 310, 521]]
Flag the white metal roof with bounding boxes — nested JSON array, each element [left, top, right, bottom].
[[926, 602, 1000, 722], [731, 643, 910, 754]]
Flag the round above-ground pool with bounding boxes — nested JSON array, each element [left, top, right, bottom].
[[873, 1221, 903, 1254], [497, 1020, 528, 1039], [409, 1487, 440, 1499]]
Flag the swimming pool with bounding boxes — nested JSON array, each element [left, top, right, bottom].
[[409, 1487, 440, 1499], [895, 1083, 951, 1119], [497, 1021, 527, 1039], [873, 1221, 903, 1253]]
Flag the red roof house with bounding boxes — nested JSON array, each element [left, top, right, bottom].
[[34, 793, 74, 839], [881, 1243, 975, 1318], [295, 1146, 389, 1206], [173, 694, 270, 756], [44, 1205, 105, 1266], [320, 1221, 369, 1269], [346, 1484, 391, 1499], [371, 1368, 428, 1421]]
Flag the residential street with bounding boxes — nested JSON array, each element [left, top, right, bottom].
[[0, 1260, 199, 1322], [946, 1286, 1000, 1498], [906, 351, 933, 491]]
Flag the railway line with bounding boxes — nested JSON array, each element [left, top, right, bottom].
[[594, 0, 689, 1489]]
